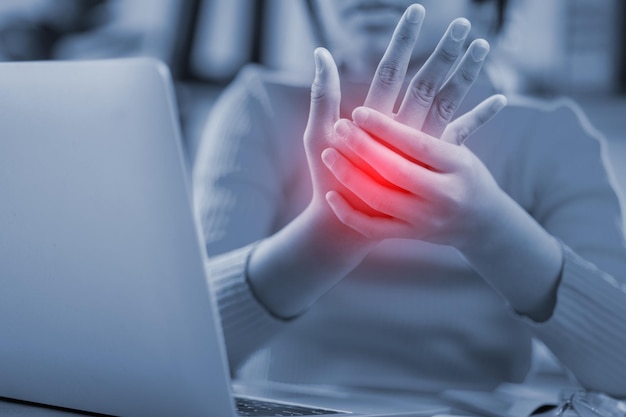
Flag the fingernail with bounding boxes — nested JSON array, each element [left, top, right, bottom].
[[406, 4, 424, 23], [451, 19, 470, 41], [321, 148, 337, 166], [352, 108, 370, 126], [471, 40, 490, 62], [334, 119, 352, 138]]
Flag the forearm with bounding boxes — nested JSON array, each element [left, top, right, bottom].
[[530, 243, 626, 398], [248, 201, 377, 319], [206, 244, 285, 372], [206, 195, 376, 371], [456, 189, 563, 321]]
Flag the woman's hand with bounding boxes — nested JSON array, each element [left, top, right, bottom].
[[313, 3, 508, 247], [361, 5, 501, 141], [306, 4, 504, 223], [315, 5, 562, 322], [321, 107, 506, 248], [320, 103, 564, 323]]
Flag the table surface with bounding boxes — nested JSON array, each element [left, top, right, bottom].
[[0, 376, 576, 416]]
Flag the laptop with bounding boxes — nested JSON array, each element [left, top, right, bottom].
[[0, 58, 449, 417]]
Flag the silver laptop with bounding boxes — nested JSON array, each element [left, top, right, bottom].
[[0, 58, 449, 417]]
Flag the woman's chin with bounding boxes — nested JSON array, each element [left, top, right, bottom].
[[346, 8, 403, 32]]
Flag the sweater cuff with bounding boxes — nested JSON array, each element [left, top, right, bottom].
[[205, 243, 286, 368], [525, 242, 626, 391]]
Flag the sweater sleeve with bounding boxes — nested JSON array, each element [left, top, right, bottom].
[[529, 242, 626, 398], [516, 99, 626, 398], [204, 243, 286, 372], [193, 67, 290, 372]]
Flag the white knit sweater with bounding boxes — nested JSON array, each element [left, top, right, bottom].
[[194, 65, 626, 397]]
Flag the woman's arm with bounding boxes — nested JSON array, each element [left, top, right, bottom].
[[193, 66, 293, 370], [322, 106, 562, 319], [321, 101, 626, 397], [519, 101, 626, 398]]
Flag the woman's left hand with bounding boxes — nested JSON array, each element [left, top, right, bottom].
[[317, 4, 510, 247], [316, 5, 563, 321], [321, 105, 507, 249]]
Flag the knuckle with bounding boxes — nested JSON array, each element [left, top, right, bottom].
[[455, 126, 472, 143], [478, 111, 491, 125], [435, 96, 458, 121], [405, 139, 430, 167], [459, 67, 477, 84], [430, 215, 447, 232], [368, 220, 391, 240], [368, 194, 384, 211], [409, 78, 438, 105], [376, 62, 403, 87], [336, 165, 353, 184], [436, 182, 464, 219], [446, 189, 464, 213], [339, 210, 376, 239], [416, 139, 431, 160], [436, 47, 459, 65], [369, 193, 390, 213], [395, 29, 410, 44], [310, 79, 326, 101], [395, 28, 416, 48], [348, 134, 367, 155], [335, 207, 352, 226], [394, 164, 414, 186], [311, 79, 339, 103]]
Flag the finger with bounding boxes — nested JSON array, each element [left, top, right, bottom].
[[421, 39, 490, 138], [352, 106, 461, 171], [305, 47, 340, 154], [395, 18, 471, 129], [322, 147, 419, 220], [363, 4, 425, 115], [334, 119, 441, 196], [441, 94, 507, 145], [325, 191, 410, 240]]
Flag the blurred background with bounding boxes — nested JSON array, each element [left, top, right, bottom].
[[0, 0, 624, 194]]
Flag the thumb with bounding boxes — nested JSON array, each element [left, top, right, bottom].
[[305, 47, 341, 146], [441, 94, 507, 145]]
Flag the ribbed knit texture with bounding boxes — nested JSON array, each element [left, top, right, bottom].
[[530, 243, 626, 398], [204, 243, 285, 372]]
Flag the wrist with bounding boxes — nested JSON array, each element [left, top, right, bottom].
[[454, 190, 563, 320], [453, 186, 510, 253], [246, 199, 377, 318], [300, 198, 379, 263]]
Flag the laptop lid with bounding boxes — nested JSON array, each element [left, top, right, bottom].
[[0, 58, 236, 417]]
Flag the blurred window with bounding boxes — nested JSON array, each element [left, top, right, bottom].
[[0, 0, 623, 93]]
